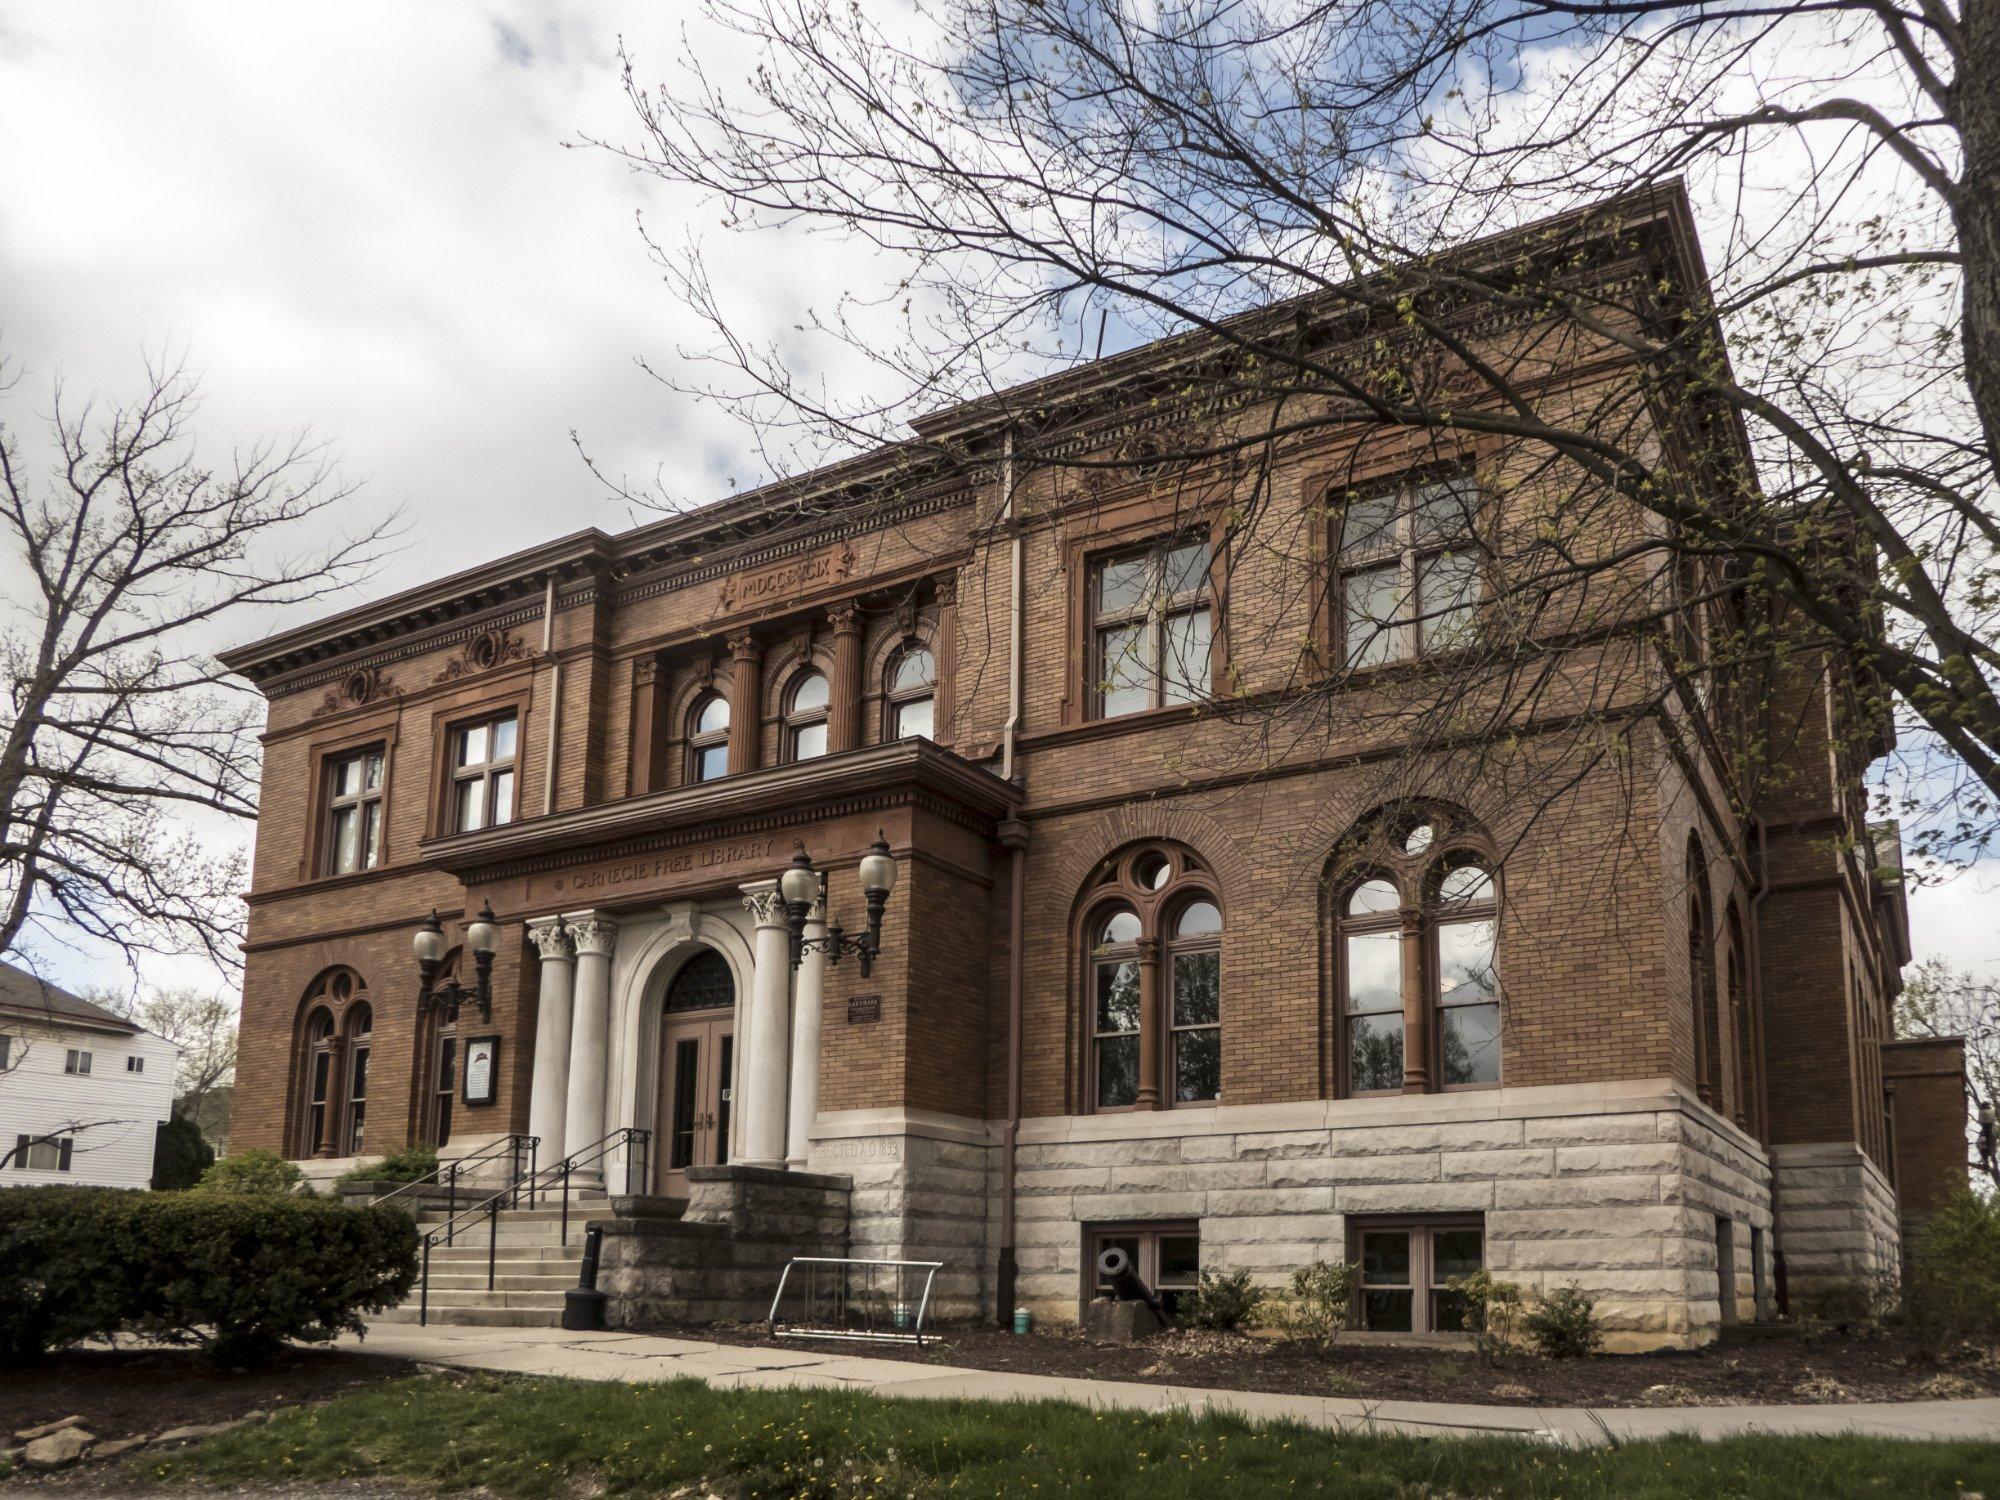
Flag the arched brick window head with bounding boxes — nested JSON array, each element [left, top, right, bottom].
[[1082, 844, 1221, 1111], [1333, 808, 1500, 1096]]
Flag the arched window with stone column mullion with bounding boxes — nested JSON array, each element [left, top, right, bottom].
[[1329, 805, 1502, 1099], [1077, 841, 1222, 1113]]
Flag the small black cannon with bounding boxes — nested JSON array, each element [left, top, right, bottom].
[[1087, 1245, 1166, 1339]]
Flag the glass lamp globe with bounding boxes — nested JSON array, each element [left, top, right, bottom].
[[413, 911, 447, 966], [859, 834, 897, 897], [780, 845, 820, 907], [466, 901, 499, 957]]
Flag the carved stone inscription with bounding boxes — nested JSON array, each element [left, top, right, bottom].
[[547, 836, 778, 896], [717, 541, 856, 614]]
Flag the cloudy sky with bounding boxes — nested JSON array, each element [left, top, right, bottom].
[[2, 3, 1995, 995]]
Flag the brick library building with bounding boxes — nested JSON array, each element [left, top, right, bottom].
[[223, 191, 1968, 1349]]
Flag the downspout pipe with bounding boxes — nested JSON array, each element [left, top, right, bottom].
[[1000, 426, 1022, 782], [996, 816, 1029, 1325], [1747, 812, 1785, 1316], [541, 572, 562, 816]]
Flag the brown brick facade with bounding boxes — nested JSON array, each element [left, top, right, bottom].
[[221, 194, 1962, 1342]]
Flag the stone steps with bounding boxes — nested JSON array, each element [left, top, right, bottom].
[[389, 1204, 597, 1326]]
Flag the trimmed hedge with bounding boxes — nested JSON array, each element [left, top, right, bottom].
[[0, 1186, 418, 1364]]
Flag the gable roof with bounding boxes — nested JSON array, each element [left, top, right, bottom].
[[0, 959, 142, 1036]]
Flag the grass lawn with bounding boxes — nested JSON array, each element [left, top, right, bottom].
[[138, 1372, 2000, 1499]]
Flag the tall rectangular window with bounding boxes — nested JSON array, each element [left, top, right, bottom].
[[323, 746, 385, 875], [1089, 535, 1213, 719], [1336, 472, 1482, 668], [450, 713, 518, 833]]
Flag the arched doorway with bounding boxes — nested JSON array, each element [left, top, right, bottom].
[[655, 947, 735, 1198]]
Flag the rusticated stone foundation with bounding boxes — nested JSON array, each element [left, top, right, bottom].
[[597, 1164, 851, 1328], [1771, 1143, 1900, 1295]]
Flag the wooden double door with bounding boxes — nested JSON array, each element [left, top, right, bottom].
[[655, 1010, 733, 1198]]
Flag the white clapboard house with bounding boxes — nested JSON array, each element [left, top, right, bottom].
[[0, 960, 178, 1188]]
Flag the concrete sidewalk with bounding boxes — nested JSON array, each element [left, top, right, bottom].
[[347, 1321, 2000, 1446]]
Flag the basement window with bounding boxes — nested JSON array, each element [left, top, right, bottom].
[[1348, 1216, 1484, 1334], [1085, 1221, 1201, 1321]]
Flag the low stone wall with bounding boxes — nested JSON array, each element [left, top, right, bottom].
[[598, 1165, 852, 1328], [1771, 1142, 1901, 1295]]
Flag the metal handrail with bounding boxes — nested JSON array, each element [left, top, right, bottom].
[[416, 1127, 650, 1326], [363, 1133, 538, 1219]]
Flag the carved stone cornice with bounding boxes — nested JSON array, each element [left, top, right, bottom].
[[311, 665, 398, 719], [423, 740, 1019, 883], [433, 628, 529, 685]]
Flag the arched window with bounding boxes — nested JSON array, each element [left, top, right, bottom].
[[1082, 844, 1222, 1111], [687, 693, 730, 783], [884, 645, 936, 740], [295, 966, 369, 1157], [1726, 905, 1760, 1137], [1687, 840, 1722, 1106], [342, 1003, 372, 1155], [666, 948, 735, 1012], [414, 947, 460, 1149], [1332, 809, 1500, 1096], [783, 670, 830, 762], [302, 1008, 337, 1156]]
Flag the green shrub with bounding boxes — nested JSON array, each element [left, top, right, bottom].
[[150, 1113, 216, 1191], [1263, 1259, 1360, 1347], [1444, 1270, 1525, 1362], [333, 1143, 438, 1194], [1907, 1192, 2000, 1351], [1524, 1282, 1604, 1358], [1795, 1274, 1898, 1334], [194, 1149, 306, 1197], [0, 1186, 417, 1364], [1181, 1268, 1262, 1331]]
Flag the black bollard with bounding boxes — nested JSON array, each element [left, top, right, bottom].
[[562, 1223, 609, 1331]]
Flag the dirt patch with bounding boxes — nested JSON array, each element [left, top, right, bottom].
[[683, 1321, 2000, 1408], [0, 1345, 418, 1448]]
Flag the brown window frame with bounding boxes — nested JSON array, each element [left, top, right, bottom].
[[295, 967, 367, 1158], [686, 691, 731, 784], [320, 744, 386, 876], [1348, 1214, 1486, 1335], [1079, 843, 1222, 1113], [1333, 469, 1484, 671], [342, 1002, 372, 1156], [1331, 809, 1501, 1098], [883, 643, 937, 741], [445, 711, 519, 835], [1086, 533, 1215, 720], [781, 667, 831, 763]]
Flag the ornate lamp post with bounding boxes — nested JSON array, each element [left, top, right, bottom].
[[1978, 1100, 1998, 1185], [414, 900, 500, 1022], [780, 833, 899, 977]]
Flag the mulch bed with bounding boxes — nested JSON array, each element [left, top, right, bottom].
[[683, 1321, 2000, 1408], [0, 1345, 419, 1448]]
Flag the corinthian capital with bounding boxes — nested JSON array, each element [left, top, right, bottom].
[[742, 886, 789, 927], [570, 915, 619, 958], [527, 918, 576, 963]]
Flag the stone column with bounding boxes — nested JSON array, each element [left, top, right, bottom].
[[827, 601, 865, 753], [628, 655, 667, 795], [786, 898, 827, 1167], [1400, 911, 1428, 1093], [525, 917, 576, 1169], [563, 913, 618, 1169], [740, 881, 794, 1168], [727, 630, 762, 775], [1135, 935, 1162, 1110]]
